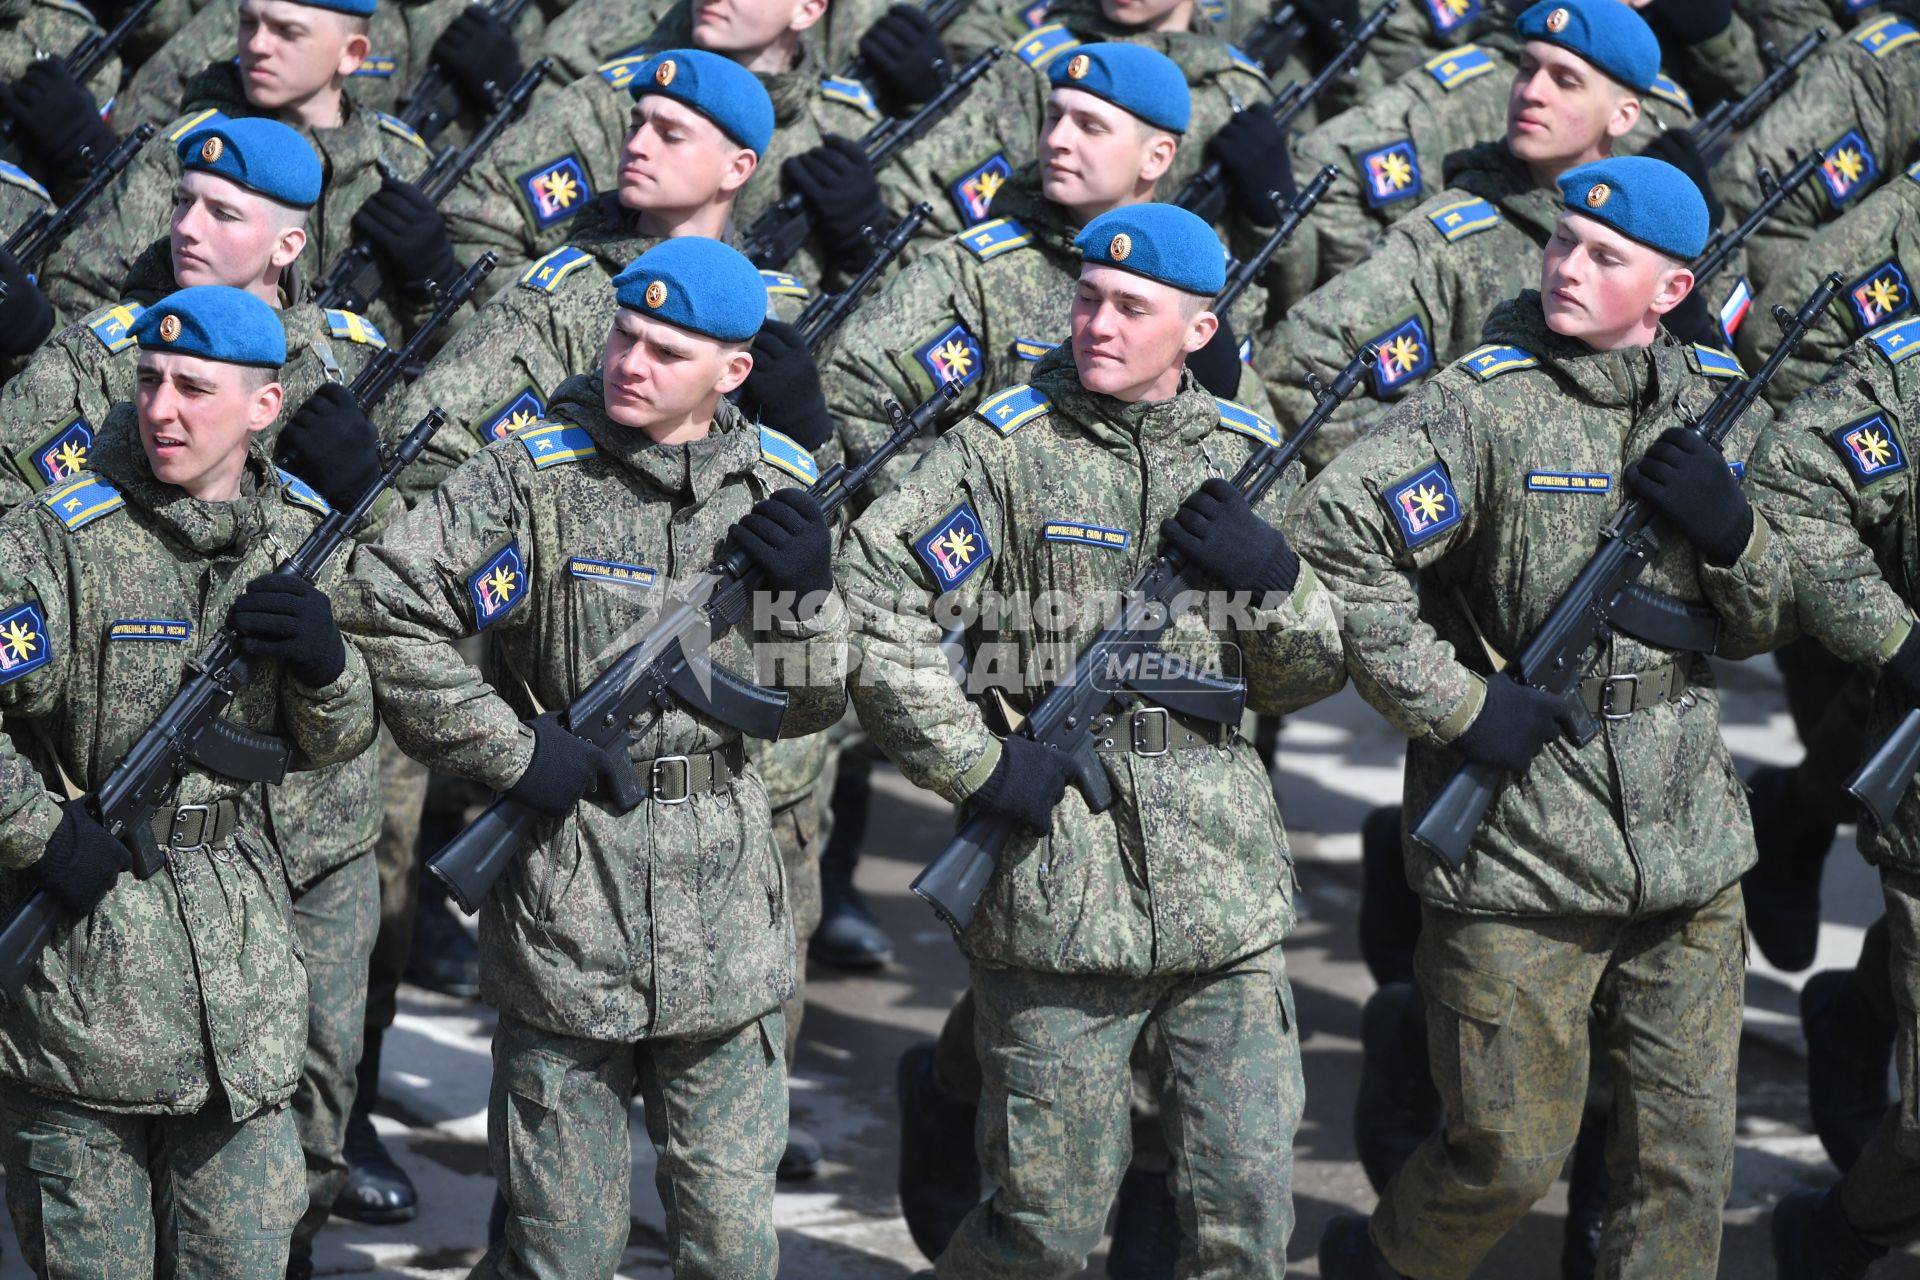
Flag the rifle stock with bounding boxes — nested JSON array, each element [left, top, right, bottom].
[[1850, 708, 1920, 832]]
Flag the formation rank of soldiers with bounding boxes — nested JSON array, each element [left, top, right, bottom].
[[0, 0, 1917, 1273]]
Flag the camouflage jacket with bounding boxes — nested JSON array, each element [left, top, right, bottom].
[[340, 379, 847, 1042], [0, 0, 121, 193], [0, 418, 375, 1114], [1717, 12, 1920, 308], [40, 62, 435, 333], [1741, 157, 1920, 409], [1744, 0, 1896, 50], [440, 29, 870, 297], [378, 197, 806, 505], [1291, 294, 1787, 918], [837, 345, 1346, 976], [1750, 314, 1920, 869]]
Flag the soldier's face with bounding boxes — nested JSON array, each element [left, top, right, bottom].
[[237, 0, 361, 110], [1541, 212, 1694, 347], [135, 354, 282, 499], [1099, 0, 1191, 33], [602, 309, 753, 437], [1507, 41, 1638, 169], [621, 97, 754, 212], [691, 0, 816, 54], [1071, 265, 1215, 402], [170, 173, 304, 289], [1040, 89, 1168, 217]]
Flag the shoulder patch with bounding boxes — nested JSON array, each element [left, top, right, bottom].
[[42, 474, 123, 531], [1014, 22, 1081, 70], [1459, 344, 1538, 380], [275, 466, 332, 515], [1821, 129, 1880, 205], [1867, 316, 1920, 364], [1197, 0, 1227, 26], [1855, 14, 1920, 58], [352, 55, 397, 78], [468, 540, 527, 628], [819, 74, 878, 116], [1689, 343, 1745, 378], [1830, 413, 1907, 484], [83, 302, 144, 354], [518, 245, 596, 293], [1717, 276, 1754, 344], [915, 502, 992, 591], [758, 426, 820, 484], [1846, 258, 1913, 332], [323, 309, 386, 348], [975, 384, 1050, 435], [374, 111, 428, 152], [916, 323, 983, 390], [166, 108, 224, 144], [1225, 44, 1263, 77], [0, 601, 52, 686], [476, 385, 546, 442], [1215, 397, 1280, 448], [760, 269, 810, 300], [1419, 0, 1481, 37], [1424, 44, 1495, 91], [0, 160, 50, 203], [1426, 195, 1501, 243], [1367, 315, 1434, 395], [1012, 337, 1055, 361], [1359, 140, 1422, 208], [517, 421, 596, 469], [596, 54, 648, 90], [26, 419, 93, 487], [515, 155, 592, 230], [1647, 72, 1692, 113], [1382, 462, 1462, 548], [958, 217, 1032, 261], [949, 152, 1012, 227]]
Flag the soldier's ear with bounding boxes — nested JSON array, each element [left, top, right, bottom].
[[1181, 308, 1219, 356], [1138, 130, 1177, 187], [789, 0, 828, 34], [248, 379, 285, 435], [718, 147, 758, 198], [1646, 264, 1695, 318], [716, 347, 754, 397], [1604, 90, 1641, 143], [272, 224, 307, 271]]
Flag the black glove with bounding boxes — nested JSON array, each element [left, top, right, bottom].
[[1204, 109, 1296, 226], [1625, 426, 1752, 566], [1885, 629, 1920, 704], [1186, 315, 1242, 399], [227, 572, 348, 688], [1637, 128, 1725, 229], [504, 711, 626, 817], [0, 60, 112, 183], [1661, 285, 1720, 348], [350, 175, 460, 297], [730, 488, 833, 601], [783, 136, 890, 272], [34, 802, 131, 917], [857, 4, 949, 111], [1294, 0, 1359, 62], [430, 5, 523, 113], [738, 320, 832, 449], [1644, 0, 1732, 46], [1161, 476, 1300, 596], [971, 734, 1072, 835], [274, 383, 383, 510], [0, 249, 53, 358], [1451, 673, 1581, 773]]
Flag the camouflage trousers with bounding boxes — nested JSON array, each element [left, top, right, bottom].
[[1372, 883, 1746, 1280], [0, 1088, 304, 1278], [937, 945, 1303, 1280], [370, 729, 431, 1035], [774, 795, 824, 1065], [290, 848, 380, 1250], [473, 1008, 788, 1280], [1837, 865, 1920, 1247]]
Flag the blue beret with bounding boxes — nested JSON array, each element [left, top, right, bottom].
[[177, 118, 322, 208], [1047, 43, 1191, 134], [1557, 157, 1709, 260], [1514, 0, 1660, 92], [295, 0, 376, 16], [610, 237, 766, 342], [625, 49, 774, 156], [131, 286, 287, 367], [1075, 203, 1225, 297]]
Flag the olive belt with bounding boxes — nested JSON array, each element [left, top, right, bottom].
[[1090, 704, 1233, 756], [148, 797, 241, 851], [1577, 661, 1688, 720], [638, 741, 746, 804]]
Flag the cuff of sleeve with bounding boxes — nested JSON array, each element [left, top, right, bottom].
[[1432, 675, 1487, 746], [480, 725, 540, 795], [772, 588, 848, 639], [945, 736, 1003, 805], [1879, 616, 1917, 664], [1, 792, 62, 873]]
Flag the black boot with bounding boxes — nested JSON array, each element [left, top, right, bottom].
[[780, 1124, 823, 1181], [811, 765, 893, 970], [285, 1238, 312, 1280], [1355, 983, 1441, 1194], [1561, 1105, 1608, 1280], [405, 887, 481, 999], [1107, 1166, 1182, 1279], [896, 1041, 981, 1262], [1358, 807, 1420, 988], [1741, 764, 1837, 972], [333, 1028, 419, 1224], [1802, 969, 1896, 1172], [1318, 1214, 1404, 1279], [1772, 1186, 1888, 1280]]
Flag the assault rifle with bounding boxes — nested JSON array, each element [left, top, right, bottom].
[[911, 343, 1379, 931], [1688, 27, 1827, 162], [0, 408, 448, 999], [1852, 692, 1920, 831], [1407, 273, 1844, 870], [1174, 0, 1394, 226], [397, 0, 539, 147], [1240, 3, 1302, 76], [313, 61, 546, 313], [1690, 148, 1823, 291], [344, 253, 497, 410], [4, 123, 153, 272], [428, 377, 964, 913], [1211, 164, 1334, 322], [794, 201, 931, 351], [64, 0, 162, 87], [740, 46, 1001, 269]]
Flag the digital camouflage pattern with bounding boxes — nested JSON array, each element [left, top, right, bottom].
[[0, 0, 122, 182], [340, 372, 848, 1045], [1836, 866, 1920, 1245], [1289, 292, 1786, 919], [837, 344, 1346, 977], [1742, 0, 1884, 51], [0, 415, 376, 1116], [39, 61, 435, 332]]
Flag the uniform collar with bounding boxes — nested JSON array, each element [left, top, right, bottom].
[[761, 37, 827, 126], [1446, 144, 1565, 242], [88, 408, 275, 555], [1027, 344, 1220, 446], [1480, 290, 1658, 411], [992, 163, 1083, 257], [553, 372, 762, 502]]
